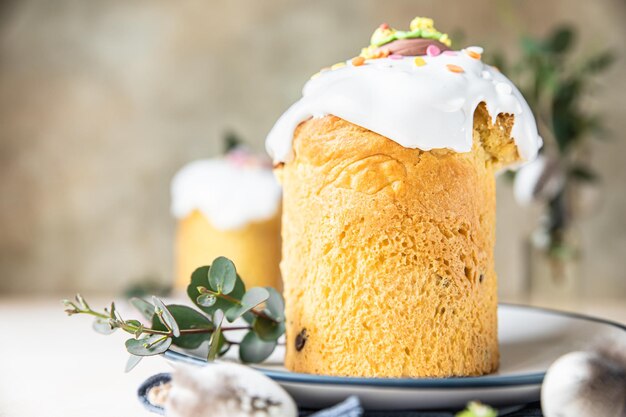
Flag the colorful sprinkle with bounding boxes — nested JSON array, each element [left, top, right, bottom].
[[496, 82, 513, 95], [363, 18, 452, 56], [443, 50, 458, 56], [446, 64, 464, 73], [370, 24, 397, 47], [310, 72, 321, 80], [439, 33, 451, 47], [331, 62, 346, 70], [389, 54, 403, 60], [410, 17, 434, 32], [426, 45, 441, 57], [414, 57, 426, 67], [351, 56, 366, 66], [465, 49, 480, 59]]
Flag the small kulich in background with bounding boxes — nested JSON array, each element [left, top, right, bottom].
[[171, 147, 282, 291]]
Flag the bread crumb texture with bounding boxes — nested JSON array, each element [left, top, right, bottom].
[[278, 104, 520, 377]]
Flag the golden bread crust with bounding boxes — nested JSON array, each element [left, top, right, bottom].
[[175, 210, 282, 290], [279, 104, 519, 377]]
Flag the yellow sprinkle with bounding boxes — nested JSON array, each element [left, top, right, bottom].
[[331, 62, 346, 70], [439, 34, 452, 47], [446, 64, 464, 73], [414, 57, 426, 67], [410, 16, 434, 31], [310, 72, 321, 80], [351, 56, 366, 66]]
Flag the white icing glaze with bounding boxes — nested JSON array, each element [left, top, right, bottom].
[[266, 49, 541, 163], [171, 157, 282, 230]]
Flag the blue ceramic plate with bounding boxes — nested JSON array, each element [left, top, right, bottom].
[[162, 304, 626, 410]]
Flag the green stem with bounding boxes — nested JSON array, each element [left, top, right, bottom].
[[122, 323, 170, 336], [213, 291, 241, 305], [145, 335, 169, 348], [75, 307, 253, 336], [177, 326, 251, 334], [78, 308, 112, 321], [155, 309, 172, 332]]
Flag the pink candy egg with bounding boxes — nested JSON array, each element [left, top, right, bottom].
[[426, 45, 441, 57]]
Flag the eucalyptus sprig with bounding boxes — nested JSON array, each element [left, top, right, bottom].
[[63, 256, 285, 371]]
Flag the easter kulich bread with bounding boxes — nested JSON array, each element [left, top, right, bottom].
[[175, 210, 282, 290], [171, 151, 283, 291], [278, 105, 519, 377], [267, 17, 540, 377]]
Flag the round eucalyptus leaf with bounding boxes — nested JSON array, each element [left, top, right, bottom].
[[188, 266, 246, 316], [125, 334, 172, 356], [225, 287, 269, 322], [92, 318, 116, 335], [125, 354, 143, 373], [242, 311, 256, 325], [152, 305, 213, 349], [219, 340, 231, 356], [126, 319, 142, 328], [153, 297, 180, 337], [207, 310, 225, 361], [252, 316, 285, 342], [129, 297, 155, 321], [242, 287, 270, 307], [124, 320, 143, 337], [213, 309, 225, 325], [239, 331, 276, 363], [264, 287, 285, 321], [196, 294, 217, 307], [208, 257, 237, 294]]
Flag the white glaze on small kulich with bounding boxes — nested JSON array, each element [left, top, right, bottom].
[[171, 157, 281, 230], [266, 48, 541, 163]]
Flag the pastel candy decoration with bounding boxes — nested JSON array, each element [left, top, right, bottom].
[[426, 44, 441, 56]]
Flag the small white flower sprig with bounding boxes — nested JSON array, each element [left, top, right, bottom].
[[63, 256, 285, 371]]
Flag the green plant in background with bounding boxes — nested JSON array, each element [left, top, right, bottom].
[[223, 130, 244, 153], [123, 276, 171, 299], [493, 25, 614, 161], [491, 26, 615, 282], [63, 256, 285, 371]]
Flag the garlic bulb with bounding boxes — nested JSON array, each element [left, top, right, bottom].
[[166, 363, 298, 417], [542, 350, 626, 417]]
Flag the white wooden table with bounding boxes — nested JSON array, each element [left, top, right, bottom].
[[0, 297, 167, 417], [0, 295, 624, 417]]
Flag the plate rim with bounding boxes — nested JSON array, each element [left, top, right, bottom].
[[162, 303, 626, 389]]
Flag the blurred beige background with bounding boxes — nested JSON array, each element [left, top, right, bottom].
[[0, 0, 624, 297]]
